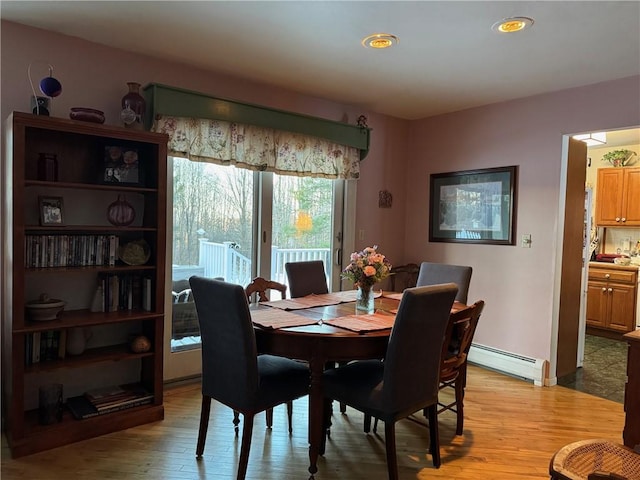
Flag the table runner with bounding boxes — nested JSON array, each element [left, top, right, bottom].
[[324, 312, 395, 333], [251, 308, 320, 329]]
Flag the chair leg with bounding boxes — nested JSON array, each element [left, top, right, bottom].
[[266, 408, 274, 428], [196, 395, 211, 457], [373, 417, 379, 434], [427, 404, 441, 468], [384, 420, 399, 480], [233, 410, 240, 436], [454, 377, 465, 435], [364, 414, 372, 433], [286, 400, 293, 434], [237, 413, 255, 480]]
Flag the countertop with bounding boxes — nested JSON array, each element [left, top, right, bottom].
[[588, 261, 640, 272]]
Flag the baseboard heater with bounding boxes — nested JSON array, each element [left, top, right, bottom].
[[468, 343, 547, 386]]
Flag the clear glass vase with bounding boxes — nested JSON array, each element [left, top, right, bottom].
[[356, 285, 375, 314]]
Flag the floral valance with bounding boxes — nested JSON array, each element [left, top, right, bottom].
[[152, 116, 360, 179]]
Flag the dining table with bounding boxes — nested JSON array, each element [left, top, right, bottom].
[[251, 290, 469, 478]]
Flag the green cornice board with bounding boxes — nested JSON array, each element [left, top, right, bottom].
[[143, 83, 370, 159]]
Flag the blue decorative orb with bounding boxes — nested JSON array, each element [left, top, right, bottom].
[[40, 76, 62, 97]]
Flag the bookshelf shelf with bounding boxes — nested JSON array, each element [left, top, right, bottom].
[[3, 112, 168, 458]]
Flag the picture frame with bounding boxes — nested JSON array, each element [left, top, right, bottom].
[[429, 166, 517, 245], [39, 196, 64, 226], [101, 145, 141, 185]]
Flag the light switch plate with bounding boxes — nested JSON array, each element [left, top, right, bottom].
[[522, 234, 532, 248]]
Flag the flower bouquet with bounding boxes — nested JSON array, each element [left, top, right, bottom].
[[341, 246, 392, 312]]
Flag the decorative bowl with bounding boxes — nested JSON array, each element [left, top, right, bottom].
[[118, 239, 151, 266], [26, 294, 65, 321], [69, 107, 105, 124]]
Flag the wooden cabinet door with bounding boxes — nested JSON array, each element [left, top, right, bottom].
[[595, 168, 624, 225], [608, 284, 636, 332], [586, 281, 608, 328], [621, 168, 640, 225]]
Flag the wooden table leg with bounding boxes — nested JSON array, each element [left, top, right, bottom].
[[307, 351, 324, 476]]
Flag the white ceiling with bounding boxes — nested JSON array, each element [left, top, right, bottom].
[[2, 1, 639, 144]]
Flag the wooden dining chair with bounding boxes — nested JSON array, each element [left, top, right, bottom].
[[322, 284, 458, 479], [285, 260, 329, 298], [242, 276, 293, 432], [435, 300, 485, 434], [189, 276, 310, 480], [416, 261, 473, 303], [388, 263, 419, 292]]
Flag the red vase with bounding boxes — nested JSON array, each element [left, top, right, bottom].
[[121, 82, 146, 130]]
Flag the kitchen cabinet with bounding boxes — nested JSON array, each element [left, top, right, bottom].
[[595, 167, 640, 226], [586, 263, 637, 333]]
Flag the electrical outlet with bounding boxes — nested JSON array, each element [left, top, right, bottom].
[[522, 234, 532, 248]]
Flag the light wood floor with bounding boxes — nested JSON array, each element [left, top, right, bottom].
[[1, 365, 626, 479]]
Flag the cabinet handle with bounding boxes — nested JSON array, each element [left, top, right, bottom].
[[616, 217, 621, 222], [608, 288, 613, 293], [605, 274, 610, 279], [621, 217, 626, 222], [602, 287, 607, 292]]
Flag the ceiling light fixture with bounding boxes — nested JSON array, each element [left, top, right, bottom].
[[573, 132, 607, 146], [492, 17, 534, 33], [362, 33, 399, 49]]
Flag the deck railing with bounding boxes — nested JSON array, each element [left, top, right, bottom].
[[173, 240, 331, 289]]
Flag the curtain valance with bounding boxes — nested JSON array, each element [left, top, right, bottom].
[[152, 115, 361, 179]]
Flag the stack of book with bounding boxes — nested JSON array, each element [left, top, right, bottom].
[[66, 384, 153, 419]]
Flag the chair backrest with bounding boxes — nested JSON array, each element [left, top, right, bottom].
[[440, 300, 485, 381], [189, 276, 259, 407], [389, 263, 419, 292], [416, 262, 472, 304], [382, 283, 458, 412], [245, 277, 287, 303], [285, 260, 329, 298]]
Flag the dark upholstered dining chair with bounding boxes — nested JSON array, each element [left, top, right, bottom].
[[416, 262, 472, 304], [285, 260, 329, 298], [322, 283, 458, 480], [189, 276, 310, 480]]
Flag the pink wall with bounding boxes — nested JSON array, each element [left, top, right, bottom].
[[406, 76, 640, 366], [3, 20, 639, 376], [0, 20, 410, 267]]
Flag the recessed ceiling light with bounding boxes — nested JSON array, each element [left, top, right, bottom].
[[362, 33, 399, 49], [492, 17, 534, 34]]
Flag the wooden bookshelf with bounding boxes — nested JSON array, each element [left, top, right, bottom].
[[2, 112, 168, 457]]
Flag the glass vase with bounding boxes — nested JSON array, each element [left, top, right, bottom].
[[356, 285, 375, 314]]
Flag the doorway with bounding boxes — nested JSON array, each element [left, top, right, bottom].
[[556, 127, 639, 400]]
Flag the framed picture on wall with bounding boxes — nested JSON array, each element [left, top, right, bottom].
[[429, 166, 518, 245]]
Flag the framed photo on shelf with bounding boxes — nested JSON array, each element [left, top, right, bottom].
[[429, 166, 517, 245], [101, 145, 141, 185], [39, 196, 65, 226]]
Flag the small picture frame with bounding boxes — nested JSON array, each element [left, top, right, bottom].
[[101, 145, 141, 185], [39, 196, 64, 226]]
